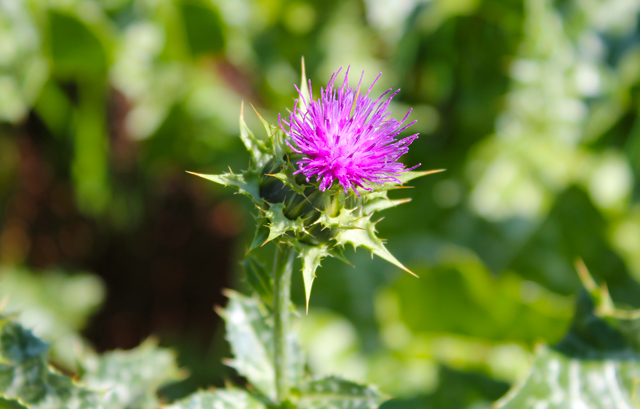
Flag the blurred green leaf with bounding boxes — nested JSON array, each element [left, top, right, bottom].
[[48, 11, 108, 79], [179, 0, 225, 57], [497, 347, 640, 409], [0, 316, 101, 408], [295, 376, 387, 409], [380, 366, 509, 409], [497, 272, 640, 408], [0, 266, 104, 370], [81, 340, 184, 409]]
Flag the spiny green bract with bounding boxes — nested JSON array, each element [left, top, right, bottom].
[[190, 103, 442, 310]]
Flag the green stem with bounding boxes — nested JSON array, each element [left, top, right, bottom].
[[273, 243, 294, 403]]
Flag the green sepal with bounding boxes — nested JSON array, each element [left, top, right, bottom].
[[267, 170, 306, 196], [394, 169, 445, 184], [297, 57, 312, 119], [295, 243, 332, 314], [188, 170, 261, 203], [263, 203, 308, 244], [362, 193, 411, 214], [336, 216, 415, 277], [165, 388, 266, 409], [293, 376, 388, 409], [242, 255, 273, 305], [248, 220, 270, 253], [316, 207, 360, 230], [239, 103, 271, 169]]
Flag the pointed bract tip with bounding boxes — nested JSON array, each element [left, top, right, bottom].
[[186, 171, 209, 179], [250, 103, 265, 120], [574, 258, 597, 292], [421, 169, 446, 176], [403, 266, 419, 278]]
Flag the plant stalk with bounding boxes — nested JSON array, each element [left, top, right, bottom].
[[273, 243, 294, 403]]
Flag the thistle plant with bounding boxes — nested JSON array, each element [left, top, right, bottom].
[[189, 62, 441, 407]]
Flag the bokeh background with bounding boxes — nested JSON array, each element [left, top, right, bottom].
[[2, 0, 640, 407]]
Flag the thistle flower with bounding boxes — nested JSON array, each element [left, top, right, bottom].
[[190, 62, 442, 309], [281, 68, 420, 194]]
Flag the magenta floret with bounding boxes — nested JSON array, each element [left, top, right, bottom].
[[280, 68, 420, 194]]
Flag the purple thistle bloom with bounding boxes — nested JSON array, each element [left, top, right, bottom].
[[280, 68, 420, 194]]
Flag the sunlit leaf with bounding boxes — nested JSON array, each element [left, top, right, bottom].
[[218, 291, 304, 400], [165, 388, 265, 409], [82, 340, 183, 409], [295, 376, 387, 409]]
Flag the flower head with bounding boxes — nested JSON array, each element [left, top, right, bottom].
[[281, 68, 419, 194]]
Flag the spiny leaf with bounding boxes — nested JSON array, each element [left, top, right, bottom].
[[164, 388, 265, 409], [81, 340, 183, 409], [295, 376, 387, 409], [497, 264, 640, 408], [188, 171, 261, 203], [336, 217, 416, 277], [218, 291, 304, 401], [242, 256, 273, 305]]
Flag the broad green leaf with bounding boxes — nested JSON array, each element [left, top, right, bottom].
[[165, 388, 265, 409], [189, 170, 261, 203], [0, 317, 101, 409], [81, 340, 183, 409], [295, 376, 387, 409], [243, 256, 273, 305], [218, 291, 304, 400]]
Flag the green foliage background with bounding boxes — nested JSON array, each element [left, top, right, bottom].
[[2, 0, 640, 407]]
